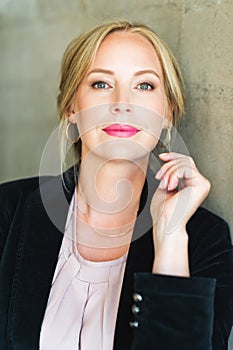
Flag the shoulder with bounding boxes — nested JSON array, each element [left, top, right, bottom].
[[0, 176, 55, 257], [187, 207, 232, 253], [187, 206, 232, 277], [0, 168, 75, 221], [187, 206, 232, 262], [0, 176, 54, 199], [0, 177, 38, 214], [0, 177, 40, 258], [0, 176, 39, 196], [188, 206, 229, 233], [0, 176, 54, 225]]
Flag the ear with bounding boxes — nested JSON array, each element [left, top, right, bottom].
[[68, 108, 77, 124], [162, 117, 170, 129], [67, 94, 79, 123], [162, 104, 173, 129]]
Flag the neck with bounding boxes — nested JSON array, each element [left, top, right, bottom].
[[78, 154, 149, 222], [75, 153, 149, 261]]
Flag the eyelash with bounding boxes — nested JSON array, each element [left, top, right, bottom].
[[137, 82, 155, 91], [91, 81, 155, 91], [91, 81, 111, 89]]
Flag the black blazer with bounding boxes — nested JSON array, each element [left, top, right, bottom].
[[0, 170, 232, 350]]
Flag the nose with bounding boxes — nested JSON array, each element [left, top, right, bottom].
[[110, 103, 133, 115]]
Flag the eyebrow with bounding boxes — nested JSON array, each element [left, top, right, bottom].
[[87, 68, 160, 79], [134, 69, 160, 79]]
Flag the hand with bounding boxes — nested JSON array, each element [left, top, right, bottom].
[[150, 152, 211, 276]]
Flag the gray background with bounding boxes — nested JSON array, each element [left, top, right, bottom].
[[0, 0, 232, 347]]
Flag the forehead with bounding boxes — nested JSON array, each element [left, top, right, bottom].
[[91, 31, 162, 73]]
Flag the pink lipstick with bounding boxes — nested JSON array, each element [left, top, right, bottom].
[[102, 124, 140, 138]]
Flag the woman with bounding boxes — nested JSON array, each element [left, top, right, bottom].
[[0, 20, 232, 350]]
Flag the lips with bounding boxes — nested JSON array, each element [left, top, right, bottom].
[[102, 124, 140, 138]]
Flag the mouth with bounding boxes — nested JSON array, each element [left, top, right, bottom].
[[102, 124, 140, 138]]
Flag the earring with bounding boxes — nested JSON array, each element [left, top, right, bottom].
[[158, 127, 171, 151], [66, 122, 80, 143]]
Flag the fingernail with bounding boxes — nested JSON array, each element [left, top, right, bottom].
[[159, 179, 166, 189], [155, 170, 162, 179]]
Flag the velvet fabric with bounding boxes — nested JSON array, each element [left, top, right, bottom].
[[0, 170, 232, 350]]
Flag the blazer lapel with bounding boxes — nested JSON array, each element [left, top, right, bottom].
[[8, 175, 72, 349]]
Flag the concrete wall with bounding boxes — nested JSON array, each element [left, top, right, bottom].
[[0, 0, 232, 346]]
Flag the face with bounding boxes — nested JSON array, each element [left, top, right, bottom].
[[70, 31, 170, 161]]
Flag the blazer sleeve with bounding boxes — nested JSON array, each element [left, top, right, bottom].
[[130, 210, 233, 350]]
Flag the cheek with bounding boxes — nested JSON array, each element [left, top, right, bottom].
[[73, 88, 87, 111], [75, 89, 104, 111], [140, 91, 166, 118], [74, 95, 84, 111], [154, 91, 167, 115]]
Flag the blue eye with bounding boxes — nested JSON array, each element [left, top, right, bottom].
[[92, 81, 110, 89], [138, 83, 154, 91]]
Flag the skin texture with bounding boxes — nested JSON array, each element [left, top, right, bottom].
[[68, 32, 210, 276]]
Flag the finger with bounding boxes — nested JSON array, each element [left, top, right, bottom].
[[156, 158, 184, 180], [158, 164, 181, 190], [159, 152, 192, 161], [166, 166, 194, 191], [167, 173, 180, 191], [156, 157, 196, 182], [159, 163, 196, 190], [156, 153, 195, 175]]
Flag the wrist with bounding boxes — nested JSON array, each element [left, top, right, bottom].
[[152, 228, 190, 277]]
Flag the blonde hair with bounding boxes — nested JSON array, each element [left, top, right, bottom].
[[57, 20, 185, 173]]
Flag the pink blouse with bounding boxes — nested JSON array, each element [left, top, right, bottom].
[[39, 194, 127, 350]]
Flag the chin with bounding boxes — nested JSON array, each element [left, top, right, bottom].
[[83, 139, 153, 163]]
